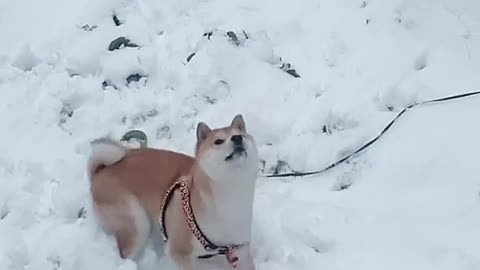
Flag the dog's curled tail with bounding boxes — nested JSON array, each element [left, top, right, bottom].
[[87, 138, 127, 180]]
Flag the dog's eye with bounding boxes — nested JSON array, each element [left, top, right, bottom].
[[214, 139, 225, 145]]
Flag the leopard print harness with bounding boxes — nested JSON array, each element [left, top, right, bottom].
[[159, 178, 244, 268]]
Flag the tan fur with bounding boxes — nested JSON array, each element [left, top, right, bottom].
[[92, 149, 194, 219], [89, 115, 258, 270]]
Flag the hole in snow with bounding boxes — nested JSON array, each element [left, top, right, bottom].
[[1, 209, 8, 220], [269, 160, 295, 175], [332, 175, 353, 191], [59, 103, 74, 125], [322, 114, 359, 135], [338, 183, 352, 191], [259, 159, 267, 172], [461, 30, 471, 40], [332, 165, 355, 191], [12, 45, 40, 71], [127, 109, 158, 126], [310, 242, 332, 254], [77, 207, 87, 219], [156, 126, 171, 140], [203, 96, 217, 104], [48, 255, 61, 270], [414, 51, 428, 71]]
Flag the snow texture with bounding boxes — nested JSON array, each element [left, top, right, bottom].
[[1, 0, 480, 269]]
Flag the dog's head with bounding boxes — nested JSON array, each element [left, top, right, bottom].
[[195, 114, 259, 181]]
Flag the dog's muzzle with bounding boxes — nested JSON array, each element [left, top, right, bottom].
[[225, 135, 247, 161]]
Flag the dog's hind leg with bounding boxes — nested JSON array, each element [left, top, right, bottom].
[[95, 196, 151, 259]]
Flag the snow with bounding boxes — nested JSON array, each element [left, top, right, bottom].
[[1, 0, 480, 269]]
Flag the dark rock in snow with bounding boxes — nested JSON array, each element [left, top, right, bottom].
[[121, 130, 148, 148], [81, 24, 98, 31], [203, 31, 213, 40], [186, 52, 196, 62], [226, 31, 241, 46], [113, 14, 122, 26], [126, 73, 147, 84], [102, 80, 118, 90], [77, 207, 87, 219], [322, 125, 330, 134], [202, 30, 247, 45], [280, 62, 301, 78], [108, 37, 139, 51], [286, 69, 300, 78]]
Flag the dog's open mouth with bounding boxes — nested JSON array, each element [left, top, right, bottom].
[[225, 146, 247, 161]]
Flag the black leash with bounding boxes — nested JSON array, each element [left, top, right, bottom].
[[264, 90, 480, 178]]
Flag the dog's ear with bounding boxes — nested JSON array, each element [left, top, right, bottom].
[[231, 114, 246, 132], [196, 122, 211, 146]]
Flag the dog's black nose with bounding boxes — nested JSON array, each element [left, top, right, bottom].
[[231, 135, 243, 145]]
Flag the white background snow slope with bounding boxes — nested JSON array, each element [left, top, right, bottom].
[[1, 0, 480, 269]]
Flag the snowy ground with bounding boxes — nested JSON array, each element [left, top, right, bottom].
[[1, 0, 480, 269]]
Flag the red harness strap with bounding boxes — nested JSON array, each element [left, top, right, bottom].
[[159, 178, 243, 268]]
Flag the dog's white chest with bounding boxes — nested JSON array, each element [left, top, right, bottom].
[[196, 172, 256, 249]]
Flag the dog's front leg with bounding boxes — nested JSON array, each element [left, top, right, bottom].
[[237, 246, 256, 270], [170, 253, 194, 270]]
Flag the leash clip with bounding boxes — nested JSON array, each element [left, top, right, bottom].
[[225, 247, 239, 268]]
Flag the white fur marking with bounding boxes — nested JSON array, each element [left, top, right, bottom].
[[128, 197, 151, 258]]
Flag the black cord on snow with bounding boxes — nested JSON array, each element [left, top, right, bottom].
[[264, 90, 480, 178]]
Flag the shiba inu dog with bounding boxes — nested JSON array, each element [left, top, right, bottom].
[[88, 114, 259, 270]]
